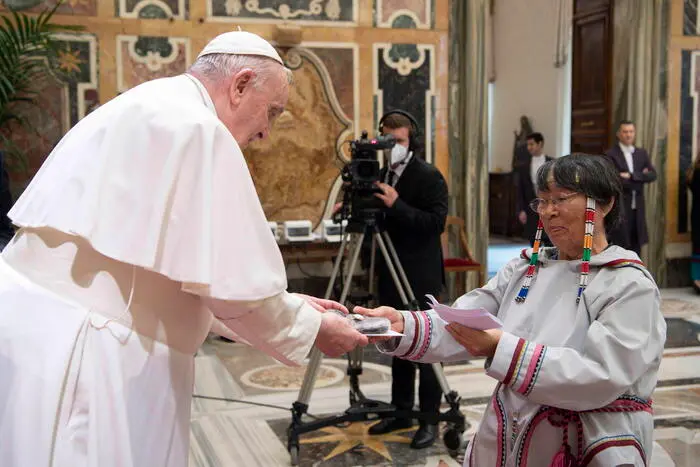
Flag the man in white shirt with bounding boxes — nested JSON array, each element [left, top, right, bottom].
[[604, 120, 657, 255], [515, 132, 552, 244]]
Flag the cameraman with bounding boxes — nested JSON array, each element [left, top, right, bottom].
[[369, 110, 448, 449]]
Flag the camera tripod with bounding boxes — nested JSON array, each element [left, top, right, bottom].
[[286, 221, 466, 465]]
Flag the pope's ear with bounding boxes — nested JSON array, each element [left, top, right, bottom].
[[229, 68, 256, 103]]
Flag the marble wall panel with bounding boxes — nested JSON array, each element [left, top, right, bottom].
[[374, 43, 435, 164], [4, 0, 98, 16], [208, 0, 357, 25], [5, 33, 98, 178], [374, 0, 433, 29], [243, 46, 355, 227], [115, 0, 188, 19], [116, 36, 191, 92], [685, 0, 699, 35]]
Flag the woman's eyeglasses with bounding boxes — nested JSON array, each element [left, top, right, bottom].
[[529, 192, 581, 213]]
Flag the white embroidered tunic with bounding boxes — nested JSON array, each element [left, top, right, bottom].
[[379, 245, 666, 466]]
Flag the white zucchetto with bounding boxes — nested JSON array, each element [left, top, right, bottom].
[[197, 31, 283, 65]]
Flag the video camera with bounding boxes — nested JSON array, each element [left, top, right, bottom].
[[336, 131, 396, 231]]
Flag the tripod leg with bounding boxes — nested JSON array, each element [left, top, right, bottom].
[[324, 232, 349, 299], [339, 231, 365, 303], [374, 231, 465, 440], [380, 230, 419, 308], [368, 235, 377, 301], [430, 362, 454, 395], [294, 231, 366, 407], [373, 232, 411, 308]]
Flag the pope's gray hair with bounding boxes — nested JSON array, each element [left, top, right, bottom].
[[187, 53, 293, 89]]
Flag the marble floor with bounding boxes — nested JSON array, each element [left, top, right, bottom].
[[189, 288, 700, 467]]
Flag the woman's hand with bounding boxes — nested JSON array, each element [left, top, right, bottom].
[[353, 306, 405, 339], [445, 324, 503, 358], [295, 294, 348, 315]]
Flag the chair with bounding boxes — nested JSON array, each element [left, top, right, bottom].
[[441, 216, 485, 298]]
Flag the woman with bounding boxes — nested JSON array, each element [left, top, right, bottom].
[[361, 154, 666, 466], [686, 154, 700, 292]]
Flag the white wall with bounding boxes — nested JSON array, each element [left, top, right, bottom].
[[489, 0, 571, 172]]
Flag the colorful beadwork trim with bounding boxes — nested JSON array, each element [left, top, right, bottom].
[[398, 311, 433, 361], [515, 220, 543, 303], [577, 197, 596, 304]]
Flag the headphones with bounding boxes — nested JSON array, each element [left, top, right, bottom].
[[378, 109, 420, 152]]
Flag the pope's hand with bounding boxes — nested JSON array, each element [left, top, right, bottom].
[[353, 306, 405, 340], [314, 312, 368, 357], [295, 293, 348, 315]]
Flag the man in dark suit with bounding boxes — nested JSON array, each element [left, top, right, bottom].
[[0, 153, 14, 251], [367, 110, 448, 449], [515, 132, 552, 244], [604, 120, 657, 255]]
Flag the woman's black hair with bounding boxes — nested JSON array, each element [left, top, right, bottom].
[[535, 153, 623, 233]]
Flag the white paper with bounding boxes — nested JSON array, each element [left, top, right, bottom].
[[425, 294, 503, 330]]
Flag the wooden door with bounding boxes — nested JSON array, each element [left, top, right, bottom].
[[570, 0, 614, 155]]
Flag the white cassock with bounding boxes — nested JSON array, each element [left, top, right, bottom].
[[378, 245, 667, 466], [0, 70, 322, 466]]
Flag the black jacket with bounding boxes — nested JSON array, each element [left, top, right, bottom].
[[604, 145, 657, 248], [376, 155, 448, 309], [514, 153, 552, 242]]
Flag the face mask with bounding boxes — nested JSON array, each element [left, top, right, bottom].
[[389, 144, 408, 166]]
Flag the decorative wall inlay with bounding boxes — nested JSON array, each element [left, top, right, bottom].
[[5, 0, 98, 16], [6, 33, 98, 174], [3, 0, 448, 237], [116, 0, 188, 19], [374, 0, 433, 29], [116, 35, 191, 92], [244, 45, 356, 227], [208, 0, 357, 25], [374, 43, 435, 164], [684, 0, 699, 35]]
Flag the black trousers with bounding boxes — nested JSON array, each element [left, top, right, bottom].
[[628, 209, 641, 255], [378, 275, 443, 423], [391, 357, 442, 423]]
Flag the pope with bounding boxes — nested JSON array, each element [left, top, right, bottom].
[[0, 31, 368, 466]]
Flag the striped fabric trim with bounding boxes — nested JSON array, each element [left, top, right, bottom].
[[602, 259, 645, 268], [399, 312, 421, 359], [514, 397, 652, 466], [398, 311, 433, 361], [516, 344, 545, 396], [516, 407, 549, 466], [502, 338, 526, 386], [492, 389, 507, 467], [580, 435, 646, 466], [501, 338, 547, 395], [414, 311, 433, 360], [512, 341, 531, 386]]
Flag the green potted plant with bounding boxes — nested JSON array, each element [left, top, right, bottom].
[[0, 1, 82, 247], [0, 0, 83, 172]]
